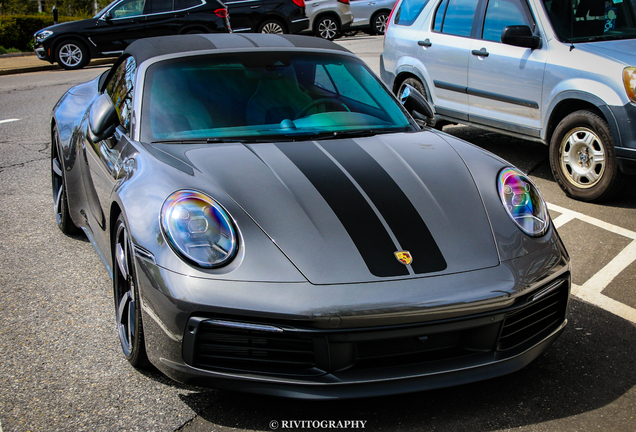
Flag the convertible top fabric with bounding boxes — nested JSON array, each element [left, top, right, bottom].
[[125, 34, 351, 66]]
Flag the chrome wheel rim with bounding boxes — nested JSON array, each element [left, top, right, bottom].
[[374, 14, 388, 33], [261, 22, 284, 34], [114, 222, 137, 357], [318, 19, 337, 39], [559, 127, 606, 188], [51, 135, 64, 225], [59, 43, 83, 68]]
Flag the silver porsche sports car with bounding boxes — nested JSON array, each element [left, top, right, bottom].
[[51, 34, 571, 399]]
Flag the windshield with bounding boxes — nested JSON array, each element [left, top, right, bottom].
[[95, 0, 119, 18], [140, 52, 414, 143], [543, 0, 636, 42]]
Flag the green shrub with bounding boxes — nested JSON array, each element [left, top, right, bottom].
[[0, 15, 79, 52]]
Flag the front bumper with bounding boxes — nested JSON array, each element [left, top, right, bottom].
[[609, 102, 636, 174], [33, 42, 54, 63], [132, 235, 570, 398]]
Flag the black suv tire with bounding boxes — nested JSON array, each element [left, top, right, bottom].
[[549, 110, 623, 202]]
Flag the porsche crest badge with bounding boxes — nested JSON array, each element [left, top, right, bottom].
[[394, 251, 412, 265]]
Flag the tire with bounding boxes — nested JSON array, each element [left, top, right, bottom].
[[370, 11, 389, 35], [315, 16, 340, 40], [51, 126, 80, 235], [549, 110, 623, 202], [55, 39, 90, 70], [113, 214, 149, 368], [400, 77, 427, 99], [259, 19, 285, 34]]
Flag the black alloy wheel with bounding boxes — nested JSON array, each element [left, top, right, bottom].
[[113, 214, 149, 367], [51, 126, 80, 234]]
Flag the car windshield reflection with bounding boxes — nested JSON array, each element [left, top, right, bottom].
[[141, 53, 414, 143], [543, 0, 636, 42]]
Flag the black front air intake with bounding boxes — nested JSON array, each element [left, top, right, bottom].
[[192, 320, 318, 375], [498, 280, 569, 351]]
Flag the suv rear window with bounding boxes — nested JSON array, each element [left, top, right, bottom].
[[394, 0, 430, 26]]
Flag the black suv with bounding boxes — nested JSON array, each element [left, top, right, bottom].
[[225, 0, 308, 34], [34, 0, 231, 70]]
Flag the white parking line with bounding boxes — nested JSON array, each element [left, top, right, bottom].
[[548, 203, 636, 324], [0, 118, 19, 124]]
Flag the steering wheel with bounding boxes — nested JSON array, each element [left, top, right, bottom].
[[296, 98, 350, 119]]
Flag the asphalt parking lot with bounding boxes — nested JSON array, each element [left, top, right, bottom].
[[0, 35, 635, 432]]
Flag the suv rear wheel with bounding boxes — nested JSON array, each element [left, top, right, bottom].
[[549, 110, 623, 202], [370, 11, 389, 35], [315, 16, 340, 40], [259, 19, 285, 34]]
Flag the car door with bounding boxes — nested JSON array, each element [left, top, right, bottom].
[[91, 0, 148, 55], [415, 0, 480, 120], [467, 0, 547, 136], [350, 0, 375, 25], [82, 56, 136, 250], [142, 0, 188, 37], [225, 0, 266, 32]]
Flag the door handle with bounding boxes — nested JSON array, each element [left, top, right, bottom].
[[471, 48, 489, 57], [418, 38, 432, 47], [250, 5, 260, 8]]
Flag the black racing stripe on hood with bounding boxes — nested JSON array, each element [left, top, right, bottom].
[[276, 142, 409, 278], [320, 140, 447, 274]]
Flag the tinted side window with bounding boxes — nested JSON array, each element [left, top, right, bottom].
[[482, 0, 531, 41], [109, 0, 146, 18], [433, 0, 479, 36], [105, 56, 137, 131], [149, 0, 174, 13], [394, 0, 430, 26]]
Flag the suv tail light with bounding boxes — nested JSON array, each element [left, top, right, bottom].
[[384, 0, 399, 46], [215, 8, 229, 18], [337, 0, 350, 4], [293, 0, 305, 6]]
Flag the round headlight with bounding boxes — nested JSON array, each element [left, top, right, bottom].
[[498, 167, 549, 237], [160, 190, 238, 268]]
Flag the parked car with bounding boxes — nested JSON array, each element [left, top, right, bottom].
[[224, 0, 309, 34], [50, 33, 570, 398], [381, 0, 636, 202], [304, 0, 353, 39], [34, 0, 231, 70], [347, 0, 396, 35]]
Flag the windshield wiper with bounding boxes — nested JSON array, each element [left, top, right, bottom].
[[151, 138, 250, 144], [308, 129, 408, 141]]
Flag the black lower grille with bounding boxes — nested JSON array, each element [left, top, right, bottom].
[[193, 321, 316, 374], [356, 331, 460, 360], [498, 281, 568, 351]]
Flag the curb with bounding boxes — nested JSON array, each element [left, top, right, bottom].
[[0, 58, 116, 76]]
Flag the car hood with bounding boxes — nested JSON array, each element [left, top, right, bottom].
[[38, 18, 98, 34], [155, 132, 500, 284], [574, 38, 636, 65]]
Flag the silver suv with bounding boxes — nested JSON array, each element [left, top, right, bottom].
[[380, 0, 636, 202], [305, 0, 354, 39]]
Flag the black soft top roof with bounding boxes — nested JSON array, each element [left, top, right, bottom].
[[124, 34, 351, 66]]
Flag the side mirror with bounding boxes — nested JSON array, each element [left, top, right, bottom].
[[89, 94, 120, 142], [501, 25, 540, 49], [399, 83, 434, 126]]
